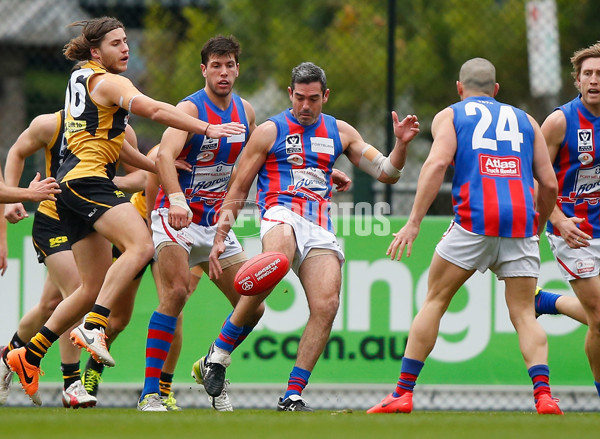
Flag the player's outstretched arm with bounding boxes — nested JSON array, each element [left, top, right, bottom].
[[388, 108, 454, 260], [94, 74, 246, 139], [342, 113, 419, 184], [4, 112, 58, 222], [0, 171, 60, 204]]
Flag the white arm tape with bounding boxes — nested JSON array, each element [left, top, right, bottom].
[[382, 155, 403, 179], [168, 192, 193, 219], [357, 146, 403, 179], [128, 94, 142, 113]]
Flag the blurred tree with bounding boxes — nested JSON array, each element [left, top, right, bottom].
[[134, 0, 599, 212]]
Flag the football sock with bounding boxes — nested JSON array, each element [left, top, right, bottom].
[[283, 366, 311, 400], [594, 381, 600, 398], [61, 362, 81, 390], [25, 326, 59, 367], [233, 325, 255, 350], [84, 305, 111, 330], [528, 364, 552, 401], [215, 316, 243, 353], [159, 372, 174, 397], [141, 311, 176, 399], [86, 355, 105, 374], [534, 288, 560, 315], [8, 332, 26, 350], [393, 357, 424, 397]]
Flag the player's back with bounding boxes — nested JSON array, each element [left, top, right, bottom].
[[450, 96, 537, 238]]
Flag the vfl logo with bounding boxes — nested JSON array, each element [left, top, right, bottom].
[[285, 134, 303, 154], [578, 129, 593, 152], [479, 154, 521, 177]]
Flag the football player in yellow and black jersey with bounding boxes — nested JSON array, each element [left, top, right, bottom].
[[0, 111, 95, 407], [5, 16, 246, 404], [0, 111, 135, 407], [80, 145, 204, 411]]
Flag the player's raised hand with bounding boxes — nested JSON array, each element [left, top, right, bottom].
[[392, 112, 420, 144]]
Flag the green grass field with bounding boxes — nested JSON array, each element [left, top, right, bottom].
[[1, 408, 599, 439]]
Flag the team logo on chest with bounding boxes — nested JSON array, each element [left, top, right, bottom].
[[285, 134, 303, 154], [578, 129, 593, 153]]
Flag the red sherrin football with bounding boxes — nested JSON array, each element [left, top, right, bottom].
[[234, 251, 290, 296]]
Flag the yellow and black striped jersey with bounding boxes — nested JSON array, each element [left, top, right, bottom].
[[38, 110, 66, 220], [59, 60, 129, 182]]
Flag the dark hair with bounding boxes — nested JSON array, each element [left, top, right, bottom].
[[201, 35, 241, 65], [63, 17, 125, 61], [290, 62, 327, 94]]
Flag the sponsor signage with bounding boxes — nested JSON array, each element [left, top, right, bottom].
[[1, 217, 588, 386]]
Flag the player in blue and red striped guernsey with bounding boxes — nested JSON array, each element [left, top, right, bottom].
[[137, 35, 263, 412], [540, 41, 600, 401], [203, 61, 420, 411], [368, 58, 562, 414]]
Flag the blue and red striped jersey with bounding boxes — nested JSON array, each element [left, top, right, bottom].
[[256, 109, 343, 232], [450, 96, 537, 237], [154, 89, 249, 226], [547, 96, 600, 238]]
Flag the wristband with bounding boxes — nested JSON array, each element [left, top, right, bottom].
[[205, 123, 211, 138], [168, 192, 193, 219]]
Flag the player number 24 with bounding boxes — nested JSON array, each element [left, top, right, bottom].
[[465, 102, 524, 152]]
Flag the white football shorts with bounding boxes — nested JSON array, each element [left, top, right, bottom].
[[260, 205, 345, 274], [546, 233, 600, 281], [151, 207, 244, 267], [435, 221, 540, 279]]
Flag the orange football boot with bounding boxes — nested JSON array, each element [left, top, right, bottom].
[[535, 394, 563, 415], [6, 347, 43, 405], [367, 392, 413, 414]]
